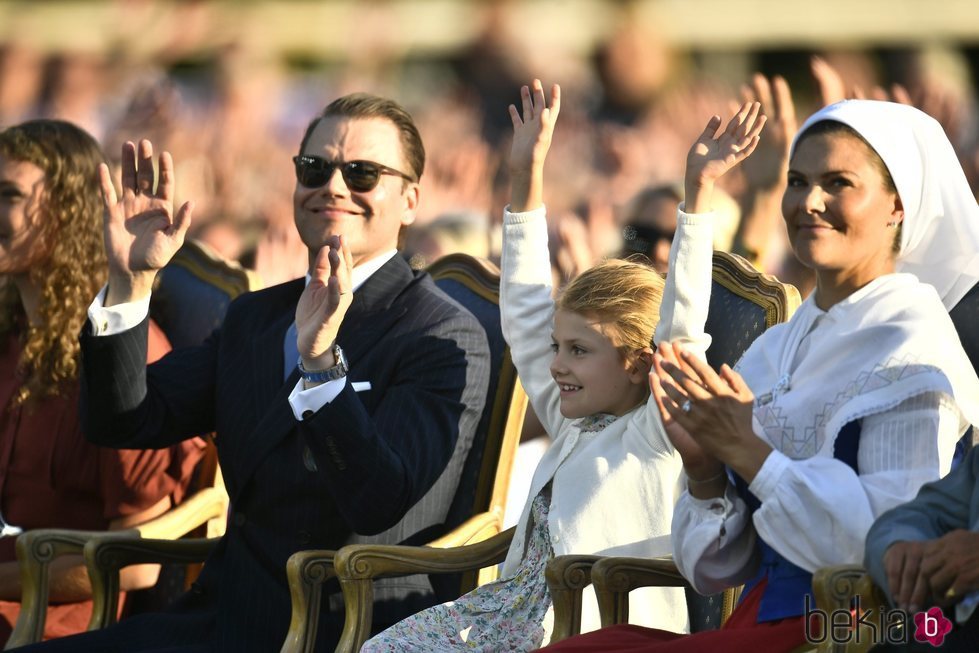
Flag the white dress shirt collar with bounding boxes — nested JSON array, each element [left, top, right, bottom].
[[304, 249, 398, 292]]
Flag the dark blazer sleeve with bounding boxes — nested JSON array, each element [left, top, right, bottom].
[[300, 310, 489, 535], [864, 446, 979, 600], [80, 316, 219, 449]]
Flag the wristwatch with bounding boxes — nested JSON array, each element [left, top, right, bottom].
[[297, 344, 348, 383]]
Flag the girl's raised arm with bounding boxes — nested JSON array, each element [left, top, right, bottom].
[[500, 80, 566, 437]]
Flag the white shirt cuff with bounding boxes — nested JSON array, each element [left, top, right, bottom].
[[287, 377, 347, 421], [676, 202, 716, 225], [684, 482, 738, 518], [87, 285, 151, 336], [503, 204, 546, 225], [747, 449, 791, 503]]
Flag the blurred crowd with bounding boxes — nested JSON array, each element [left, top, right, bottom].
[[2, 5, 978, 296]]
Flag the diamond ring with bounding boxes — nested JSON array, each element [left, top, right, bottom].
[[681, 399, 692, 413]]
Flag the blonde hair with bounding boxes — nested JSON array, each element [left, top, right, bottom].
[[0, 120, 108, 407], [557, 259, 665, 356]]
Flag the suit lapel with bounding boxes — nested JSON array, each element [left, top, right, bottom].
[[336, 255, 414, 362], [232, 257, 414, 498]]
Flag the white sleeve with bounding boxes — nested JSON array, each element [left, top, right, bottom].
[[287, 377, 348, 420], [642, 206, 715, 451], [750, 391, 957, 573], [652, 205, 713, 362], [87, 285, 151, 335], [500, 205, 566, 438], [671, 481, 760, 595]]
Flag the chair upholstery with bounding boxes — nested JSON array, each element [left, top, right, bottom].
[[429, 254, 519, 599], [281, 253, 528, 653], [4, 241, 257, 649], [949, 280, 979, 378], [150, 238, 261, 349], [704, 251, 797, 370], [546, 250, 800, 642]]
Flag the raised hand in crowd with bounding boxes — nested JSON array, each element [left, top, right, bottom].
[[732, 74, 797, 267], [253, 218, 309, 287], [811, 55, 967, 148], [508, 79, 561, 213], [99, 139, 193, 305], [549, 211, 594, 284], [737, 74, 795, 192], [812, 54, 912, 105], [811, 55, 853, 107]]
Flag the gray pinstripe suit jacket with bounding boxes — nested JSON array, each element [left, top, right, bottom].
[[65, 254, 489, 652]]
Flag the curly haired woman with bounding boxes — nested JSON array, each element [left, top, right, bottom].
[[0, 120, 203, 644]]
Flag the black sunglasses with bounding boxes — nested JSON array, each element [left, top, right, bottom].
[[292, 155, 415, 192]]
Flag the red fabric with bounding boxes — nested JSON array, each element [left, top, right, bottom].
[[0, 323, 206, 644], [538, 579, 808, 653]]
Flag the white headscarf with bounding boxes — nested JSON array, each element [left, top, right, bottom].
[[794, 100, 979, 310]]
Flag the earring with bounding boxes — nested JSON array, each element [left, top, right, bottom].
[[886, 221, 899, 228]]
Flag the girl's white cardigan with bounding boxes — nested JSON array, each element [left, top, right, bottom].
[[498, 205, 714, 637]]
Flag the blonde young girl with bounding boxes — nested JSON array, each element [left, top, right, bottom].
[[362, 81, 765, 652]]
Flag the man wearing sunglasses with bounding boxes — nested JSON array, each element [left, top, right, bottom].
[[25, 94, 490, 653]]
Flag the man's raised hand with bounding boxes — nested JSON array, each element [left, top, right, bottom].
[[295, 234, 354, 371], [100, 139, 193, 305]]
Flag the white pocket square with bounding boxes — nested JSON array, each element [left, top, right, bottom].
[[351, 381, 372, 392]]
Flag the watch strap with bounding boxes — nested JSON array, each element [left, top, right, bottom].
[[297, 345, 348, 383]]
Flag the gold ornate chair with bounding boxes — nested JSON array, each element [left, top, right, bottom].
[[149, 238, 262, 349], [545, 250, 801, 643], [7, 489, 228, 649], [5, 239, 257, 649], [280, 253, 528, 653], [805, 565, 890, 653]]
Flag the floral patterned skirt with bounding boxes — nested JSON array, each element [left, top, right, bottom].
[[362, 487, 555, 652]]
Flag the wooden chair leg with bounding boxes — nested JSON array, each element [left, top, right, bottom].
[[279, 550, 337, 653], [545, 555, 601, 643], [335, 577, 375, 653]]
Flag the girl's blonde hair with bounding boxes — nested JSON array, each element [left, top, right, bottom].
[[0, 120, 108, 407], [557, 258, 665, 356]]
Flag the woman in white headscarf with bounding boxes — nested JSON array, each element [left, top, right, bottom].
[[539, 100, 979, 652]]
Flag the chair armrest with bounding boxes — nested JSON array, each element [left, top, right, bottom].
[[280, 550, 337, 653], [84, 536, 219, 631], [6, 486, 227, 648], [426, 511, 503, 548], [544, 555, 603, 643], [335, 525, 515, 581], [590, 556, 686, 628], [331, 527, 515, 653], [135, 487, 228, 540], [6, 529, 138, 649], [811, 564, 889, 653], [427, 510, 505, 590]]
